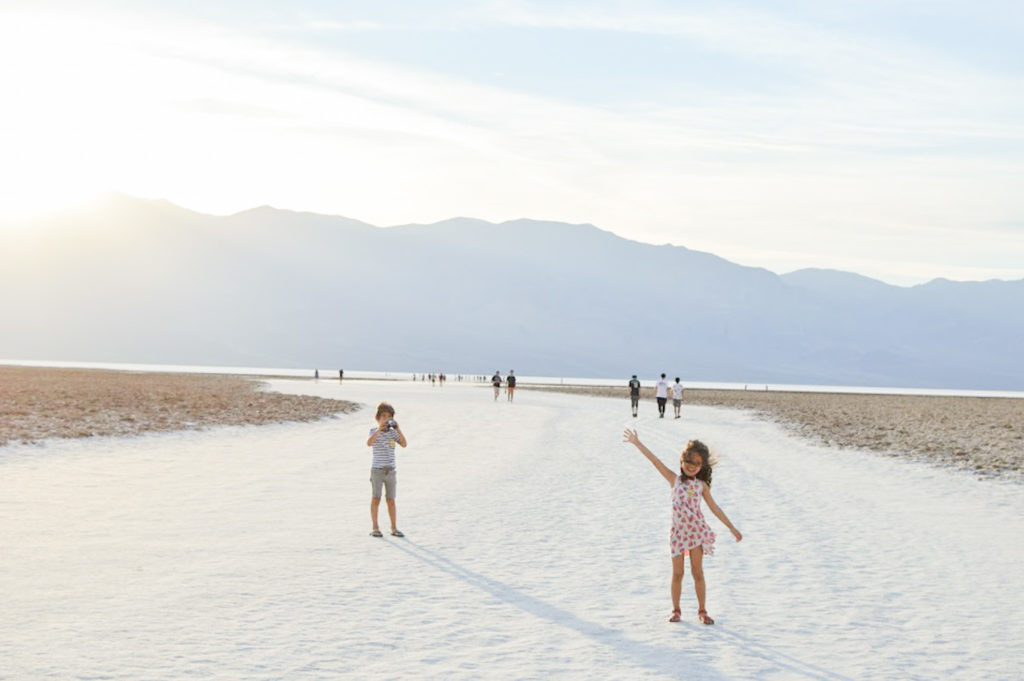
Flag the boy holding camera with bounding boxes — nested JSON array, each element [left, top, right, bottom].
[[367, 402, 408, 537]]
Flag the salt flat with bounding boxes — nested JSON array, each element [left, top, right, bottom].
[[1, 379, 1021, 680]]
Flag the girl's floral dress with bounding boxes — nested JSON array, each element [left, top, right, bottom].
[[670, 475, 716, 558]]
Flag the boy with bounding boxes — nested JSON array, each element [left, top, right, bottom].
[[367, 402, 408, 537]]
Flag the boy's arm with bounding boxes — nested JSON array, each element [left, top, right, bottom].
[[367, 428, 379, 446], [395, 427, 407, 447], [622, 429, 676, 485], [702, 486, 742, 541]]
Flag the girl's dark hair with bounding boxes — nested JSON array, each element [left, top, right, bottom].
[[680, 439, 713, 486], [375, 402, 395, 419]]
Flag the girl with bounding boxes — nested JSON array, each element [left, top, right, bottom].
[[623, 429, 742, 624]]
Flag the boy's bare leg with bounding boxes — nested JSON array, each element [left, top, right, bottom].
[[370, 497, 381, 531], [386, 498, 398, 532]]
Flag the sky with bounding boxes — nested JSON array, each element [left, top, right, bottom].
[[1, 1, 1022, 285]]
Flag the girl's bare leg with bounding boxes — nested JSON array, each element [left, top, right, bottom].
[[671, 554, 685, 612], [689, 546, 707, 612]]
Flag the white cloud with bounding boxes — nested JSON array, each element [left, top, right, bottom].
[[1, 3, 1022, 284]]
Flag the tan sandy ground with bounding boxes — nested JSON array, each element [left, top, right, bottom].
[[523, 385, 1024, 479], [0, 366, 359, 446]]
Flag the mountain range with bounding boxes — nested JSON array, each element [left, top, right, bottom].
[[2, 194, 1021, 390]]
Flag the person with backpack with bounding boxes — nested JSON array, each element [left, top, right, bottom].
[[628, 375, 641, 417]]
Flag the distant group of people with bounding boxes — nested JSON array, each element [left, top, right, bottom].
[[630, 373, 685, 419], [491, 370, 516, 401], [313, 369, 343, 382]]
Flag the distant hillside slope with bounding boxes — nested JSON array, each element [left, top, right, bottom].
[[2, 195, 1021, 389]]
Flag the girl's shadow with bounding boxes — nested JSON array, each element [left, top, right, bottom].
[[389, 539, 854, 681], [707, 628, 856, 681], [388, 539, 723, 680]]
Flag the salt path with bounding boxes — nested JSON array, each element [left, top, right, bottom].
[[2, 379, 1021, 680]]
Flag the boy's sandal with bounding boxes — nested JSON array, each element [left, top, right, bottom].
[[698, 609, 715, 625], [370, 529, 383, 537], [390, 529, 405, 537], [668, 609, 681, 622]]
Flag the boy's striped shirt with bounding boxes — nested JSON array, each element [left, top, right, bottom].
[[370, 427, 399, 468]]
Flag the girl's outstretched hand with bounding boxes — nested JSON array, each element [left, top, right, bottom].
[[731, 527, 743, 542], [622, 428, 640, 446]]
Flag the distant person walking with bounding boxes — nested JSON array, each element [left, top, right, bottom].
[[622, 430, 742, 624], [671, 377, 684, 419], [506, 370, 517, 402], [367, 402, 408, 538], [655, 373, 669, 418], [628, 375, 641, 417], [339, 369, 344, 383], [491, 371, 502, 401]]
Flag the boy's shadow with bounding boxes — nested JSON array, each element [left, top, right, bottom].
[[388, 540, 854, 681], [388, 539, 721, 680]]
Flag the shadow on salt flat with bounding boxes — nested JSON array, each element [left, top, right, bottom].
[[390, 538, 858, 681], [707, 627, 856, 681], [387, 539, 724, 680]]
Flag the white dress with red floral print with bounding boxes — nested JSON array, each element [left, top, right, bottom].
[[670, 475, 716, 558]]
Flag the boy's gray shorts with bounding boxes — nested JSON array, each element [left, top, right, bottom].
[[370, 467, 396, 499]]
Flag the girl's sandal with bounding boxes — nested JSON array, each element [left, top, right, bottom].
[[697, 609, 715, 625], [668, 609, 681, 622]]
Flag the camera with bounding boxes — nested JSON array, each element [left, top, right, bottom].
[[385, 419, 398, 430]]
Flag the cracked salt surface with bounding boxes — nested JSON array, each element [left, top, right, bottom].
[[2, 379, 1021, 680]]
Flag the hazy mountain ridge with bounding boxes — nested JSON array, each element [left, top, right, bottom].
[[2, 195, 1021, 389]]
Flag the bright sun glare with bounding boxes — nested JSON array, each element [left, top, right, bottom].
[[0, 13, 120, 227], [0, 185, 108, 227]]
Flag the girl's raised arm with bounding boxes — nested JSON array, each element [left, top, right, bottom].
[[622, 429, 676, 485]]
